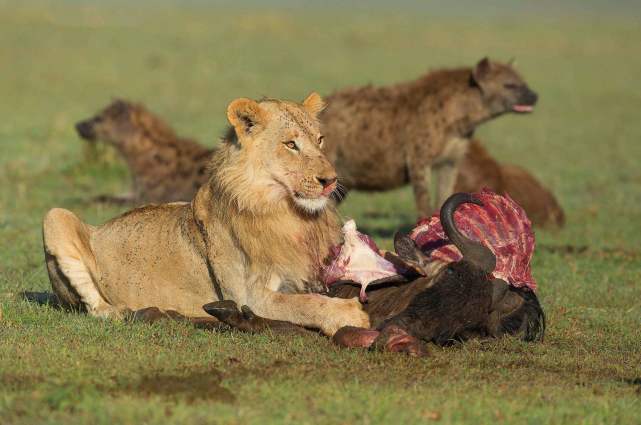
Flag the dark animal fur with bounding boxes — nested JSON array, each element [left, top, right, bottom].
[[328, 269, 544, 345]]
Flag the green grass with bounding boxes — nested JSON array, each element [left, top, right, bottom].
[[1, 1, 641, 423]]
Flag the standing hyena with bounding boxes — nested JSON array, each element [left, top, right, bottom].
[[321, 57, 538, 216]]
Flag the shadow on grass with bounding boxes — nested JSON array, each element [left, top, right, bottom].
[[126, 368, 235, 404], [20, 291, 63, 308], [1, 367, 236, 407]]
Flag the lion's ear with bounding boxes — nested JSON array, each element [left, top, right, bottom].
[[226, 98, 265, 137], [302, 92, 325, 117]]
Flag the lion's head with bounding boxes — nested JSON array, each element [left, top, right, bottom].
[[214, 93, 338, 215]]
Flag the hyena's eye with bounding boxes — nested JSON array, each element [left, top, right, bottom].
[[504, 83, 521, 90], [284, 140, 299, 151], [318, 135, 324, 146]]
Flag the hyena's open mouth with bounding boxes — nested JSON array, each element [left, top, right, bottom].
[[512, 104, 535, 113]]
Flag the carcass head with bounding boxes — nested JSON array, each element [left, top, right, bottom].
[[334, 193, 543, 356]]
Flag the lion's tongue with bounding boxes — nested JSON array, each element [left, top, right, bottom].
[[321, 185, 335, 196], [513, 104, 534, 113]]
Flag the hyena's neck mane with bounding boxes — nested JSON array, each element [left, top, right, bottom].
[[400, 67, 493, 131], [132, 106, 179, 144]]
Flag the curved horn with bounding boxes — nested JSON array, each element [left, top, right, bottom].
[[440, 192, 496, 273]]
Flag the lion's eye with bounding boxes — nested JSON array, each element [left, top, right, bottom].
[[318, 135, 325, 146], [284, 141, 298, 151]]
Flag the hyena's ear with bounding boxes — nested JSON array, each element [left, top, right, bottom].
[[472, 57, 492, 84], [226, 98, 265, 137], [302, 92, 325, 117]]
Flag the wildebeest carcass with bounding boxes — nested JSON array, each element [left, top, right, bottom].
[[204, 192, 545, 357]]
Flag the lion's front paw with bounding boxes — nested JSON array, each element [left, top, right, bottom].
[[322, 297, 370, 336]]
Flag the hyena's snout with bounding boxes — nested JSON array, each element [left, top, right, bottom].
[[518, 86, 538, 107], [75, 119, 97, 141]]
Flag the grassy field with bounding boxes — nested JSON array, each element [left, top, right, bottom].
[[1, 1, 641, 423]]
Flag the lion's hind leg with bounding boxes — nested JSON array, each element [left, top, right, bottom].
[[42, 208, 118, 318]]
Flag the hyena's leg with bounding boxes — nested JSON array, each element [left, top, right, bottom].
[[42, 208, 120, 318], [434, 137, 468, 207], [407, 160, 433, 217], [435, 161, 463, 207]]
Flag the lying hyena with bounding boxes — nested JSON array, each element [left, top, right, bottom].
[[456, 139, 564, 227], [75, 100, 213, 204]]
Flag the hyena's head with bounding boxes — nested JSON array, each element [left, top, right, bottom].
[[471, 57, 538, 116], [75, 99, 171, 149]]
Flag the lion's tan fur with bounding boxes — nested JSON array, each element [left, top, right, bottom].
[[205, 139, 341, 291], [43, 94, 369, 336]]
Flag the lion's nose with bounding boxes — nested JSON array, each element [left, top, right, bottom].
[[317, 175, 337, 189]]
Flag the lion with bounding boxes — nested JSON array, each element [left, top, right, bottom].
[[42, 93, 370, 336]]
